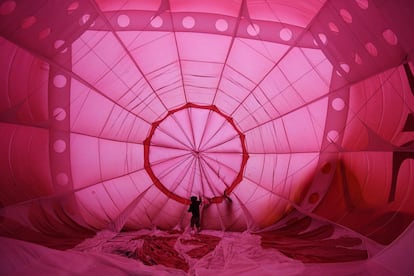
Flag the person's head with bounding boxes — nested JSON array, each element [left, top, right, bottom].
[[190, 196, 197, 202]]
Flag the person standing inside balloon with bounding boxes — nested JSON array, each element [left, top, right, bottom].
[[188, 196, 202, 233]]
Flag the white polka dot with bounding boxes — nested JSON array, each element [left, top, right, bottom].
[[355, 0, 369, 10], [383, 29, 398, 46], [354, 53, 362, 64], [327, 130, 339, 143], [53, 75, 67, 88], [21, 16, 36, 29], [117, 14, 130, 27], [332, 98, 345, 111], [79, 14, 90, 26], [318, 33, 327, 45], [53, 108, 66, 121], [340, 9, 352, 23], [247, 24, 260, 36], [54, 40, 67, 53], [340, 63, 350, 73], [365, 42, 378, 56], [182, 16, 195, 29], [38, 27, 51, 40], [56, 173, 69, 186], [54, 140, 66, 153], [0, 1, 16, 15], [279, 28, 292, 41], [150, 16, 163, 28], [328, 22, 339, 33], [215, 19, 228, 32], [54, 40, 65, 49], [67, 1, 79, 15]]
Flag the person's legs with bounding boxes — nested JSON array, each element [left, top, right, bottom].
[[195, 217, 201, 232]]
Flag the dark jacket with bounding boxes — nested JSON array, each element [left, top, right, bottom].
[[188, 200, 201, 217]]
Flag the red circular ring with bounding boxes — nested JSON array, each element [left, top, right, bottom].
[[143, 103, 249, 205]]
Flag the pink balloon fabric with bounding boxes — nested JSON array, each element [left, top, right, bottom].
[[0, 0, 414, 263]]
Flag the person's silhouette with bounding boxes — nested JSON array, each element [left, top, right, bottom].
[[188, 196, 202, 232]]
